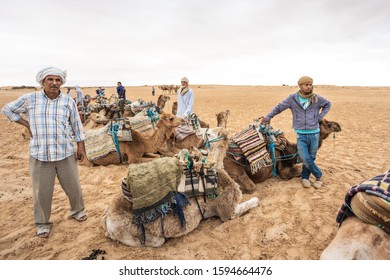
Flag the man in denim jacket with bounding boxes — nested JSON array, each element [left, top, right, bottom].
[[261, 76, 331, 189]]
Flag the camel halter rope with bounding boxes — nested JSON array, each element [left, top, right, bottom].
[[202, 128, 226, 149], [109, 120, 123, 163]]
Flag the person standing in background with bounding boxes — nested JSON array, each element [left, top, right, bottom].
[[176, 76, 194, 118], [117, 81, 126, 115]]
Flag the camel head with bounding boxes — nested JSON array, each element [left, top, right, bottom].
[[320, 119, 342, 135], [157, 95, 171, 111], [89, 112, 109, 124]]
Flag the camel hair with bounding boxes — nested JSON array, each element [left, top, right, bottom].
[[82, 111, 110, 130], [80, 113, 184, 166], [320, 216, 389, 260], [102, 133, 259, 247]]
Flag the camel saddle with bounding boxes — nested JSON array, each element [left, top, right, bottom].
[[124, 157, 182, 211], [121, 157, 189, 245], [175, 148, 218, 198], [336, 169, 390, 234], [173, 124, 196, 142]]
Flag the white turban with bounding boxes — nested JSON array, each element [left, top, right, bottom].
[[181, 76, 189, 83], [36, 66, 67, 86]]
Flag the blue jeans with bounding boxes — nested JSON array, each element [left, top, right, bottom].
[[297, 133, 322, 180]]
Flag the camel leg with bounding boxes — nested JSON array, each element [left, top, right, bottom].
[[78, 157, 94, 167], [143, 153, 161, 158], [156, 148, 176, 157], [237, 174, 257, 193], [224, 158, 257, 193], [234, 197, 259, 218]]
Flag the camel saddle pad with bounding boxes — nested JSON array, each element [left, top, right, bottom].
[[173, 124, 196, 142], [336, 169, 390, 231], [351, 192, 390, 234], [231, 126, 272, 174], [125, 115, 152, 130], [125, 157, 182, 211], [177, 168, 217, 197], [84, 124, 117, 161]]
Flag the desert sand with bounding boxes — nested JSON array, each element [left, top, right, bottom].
[[0, 84, 389, 260]]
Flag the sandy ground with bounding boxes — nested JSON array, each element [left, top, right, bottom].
[[0, 85, 389, 260]]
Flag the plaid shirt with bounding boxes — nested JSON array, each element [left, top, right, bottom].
[[1, 91, 85, 161]]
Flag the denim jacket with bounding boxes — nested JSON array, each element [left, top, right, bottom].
[[266, 92, 331, 130]]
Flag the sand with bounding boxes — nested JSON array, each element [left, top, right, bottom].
[[0, 85, 389, 260]]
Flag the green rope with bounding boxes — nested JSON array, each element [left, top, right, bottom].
[[109, 122, 122, 163]]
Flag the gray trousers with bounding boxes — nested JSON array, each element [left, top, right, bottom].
[[29, 155, 85, 229]]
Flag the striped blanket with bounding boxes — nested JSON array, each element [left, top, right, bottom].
[[231, 126, 272, 174], [336, 169, 390, 233], [84, 124, 117, 161]]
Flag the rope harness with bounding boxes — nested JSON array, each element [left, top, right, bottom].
[[109, 121, 122, 163], [202, 128, 226, 149]]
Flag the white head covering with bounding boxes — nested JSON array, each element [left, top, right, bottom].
[[36, 66, 67, 86], [181, 76, 189, 83]]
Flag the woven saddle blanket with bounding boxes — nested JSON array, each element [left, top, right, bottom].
[[123, 157, 183, 212], [231, 125, 272, 174], [84, 124, 117, 161], [177, 168, 218, 198], [336, 169, 390, 233]]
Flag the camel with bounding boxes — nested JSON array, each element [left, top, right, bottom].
[[163, 119, 341, 193], [83, 112, 110, 130], [156, 94, 170, 112], [102, 133, 259, 247], [320, 216, 390, 259], [158, 85, 172, 95], [216, 109, 230, 128], [223, 119, 342, 192], [81, 113, 183, 166], [320, 170, 390, 260]]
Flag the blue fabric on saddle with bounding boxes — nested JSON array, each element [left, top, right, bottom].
[[336, 169, 390, 233]]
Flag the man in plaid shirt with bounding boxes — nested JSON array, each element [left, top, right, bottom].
[[1, 66, 87, 238]]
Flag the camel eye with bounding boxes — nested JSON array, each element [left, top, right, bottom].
[[169, 117, 174, 121]]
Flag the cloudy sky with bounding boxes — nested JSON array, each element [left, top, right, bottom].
[[1, 0, 389, 86]]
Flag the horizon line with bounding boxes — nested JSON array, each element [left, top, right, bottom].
[[2, 84, 390, 88]]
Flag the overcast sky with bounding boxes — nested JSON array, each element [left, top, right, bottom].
[[1, 0, 389, 86]]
